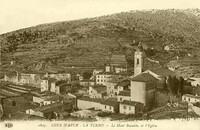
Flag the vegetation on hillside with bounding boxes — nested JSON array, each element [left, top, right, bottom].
[[0, 9, 200, 73]]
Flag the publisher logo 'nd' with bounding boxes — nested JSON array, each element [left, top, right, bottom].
[[5, 123, 13, 128]]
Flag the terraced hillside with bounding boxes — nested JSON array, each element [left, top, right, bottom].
[[0, 9, 200, 75]]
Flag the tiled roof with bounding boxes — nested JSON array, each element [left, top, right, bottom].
[[101, 98, 118, 107], [5, 71, 17, 78], [131, 73, 157, 82], [78, 97, 104, 103], [108, 76, 126, 83], [93, 85, 107, 94], [79, 79, 95, 82], [21, 71, 45, 74], [96, 71, 115, 75], [34, 102, 63, 112], [118, 91, 131, 97], [44, 95, 60, 102], [117, 79, 130, 87], [42, 77, 57, 82], [149, 68, 176, 77], [120, 100, 142, 106]]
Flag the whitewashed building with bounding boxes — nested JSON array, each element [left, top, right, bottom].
[[182, 94, 200, 103]]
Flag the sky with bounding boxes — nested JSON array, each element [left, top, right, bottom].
[[0, 0, 200, 34]]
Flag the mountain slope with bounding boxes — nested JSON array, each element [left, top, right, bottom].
[[0, 9, 200, 74]]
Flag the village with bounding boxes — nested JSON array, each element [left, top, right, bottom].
[[0, 43, 200, 121]]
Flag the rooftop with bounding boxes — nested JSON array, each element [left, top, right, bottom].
[[120, 100, 142, 106], [21, 71, 46, 74], [118, 91, 131, 97], [79, 79, 95, 82], [78, 97, 104, 103], [101, 98, 118, 107], [149, 68, 176, 77], [96, 71, 115, 75], [93, 85, 107, 94], [5, 71, 17, 78], [131, 73, 157, 82], [44, 95, 60, 102], [33, 102, 63, 112], [117, 79, 130, 87], [42, 77, 57, 82], [107, 75, 126, 83]]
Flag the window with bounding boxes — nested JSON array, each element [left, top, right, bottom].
[[137, 58, 139, 65], [120, 97, 122, 101], [129, 107, 131, 110], [184, 97, 186, 100], [188, 98, 190, 101], [101, 80, 103, 82], [123, 106, 126, 109], [110, 106, 112, 110], [105, 106, 106, 109], [97, 80, 99, 82]]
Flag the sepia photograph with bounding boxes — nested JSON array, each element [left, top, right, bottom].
[[0, 0, 200, 130]]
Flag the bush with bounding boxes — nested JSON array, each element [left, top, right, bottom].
[[97, 112, 112, 117]]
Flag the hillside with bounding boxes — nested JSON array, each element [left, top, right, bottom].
[[1, 9, 200, 75]]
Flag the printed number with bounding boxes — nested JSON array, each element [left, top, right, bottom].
[[5, 123, 13, 128]]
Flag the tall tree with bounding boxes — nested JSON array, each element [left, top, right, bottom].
[[178, 76, 185, 96], [83, 72, 92, 80]]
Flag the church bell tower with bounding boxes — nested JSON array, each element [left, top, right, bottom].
[[134, 42, 144, 76]]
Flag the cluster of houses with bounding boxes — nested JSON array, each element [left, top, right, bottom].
[[76, 43, 180, 115], [4, 71, 71, 90], [3, 43, 200, 119]]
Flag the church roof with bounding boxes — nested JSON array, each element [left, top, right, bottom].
[[131, 73, 157, 82], [149, 68, 176, 77]]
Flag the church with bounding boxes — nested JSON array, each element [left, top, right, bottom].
[[123, 43, 176, 111]]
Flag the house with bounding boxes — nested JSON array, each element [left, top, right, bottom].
[[117, 91, 131, 102], [33, 95, 60, 106], [92, 69, 103, 80], [41, 77, 57, 92], [130, 73, 157, 110], [164, 44, 174, 52], [119, 100, 144, 114], [44, 72, 71, 81], [96, 72, 115, 86], [20, 71, 44, 88], [77, 97, 104, 110], [26, 101, 73, 119], [114, 65, 127, 73], [164, 45, 170, 51], [71, 110, 99, 118], [106, 75, 126, 97], [116, 79, 130, 93], [76, 74, 83, 81], [55, 83, 72, 95], [186, 78, 200, 87], [89, 85, 107, 99], [4, 71, 20, 84], [182, 94, 200, 103], [100, 98, 119, 113], [79, 79, 95, 87], [60, 93, 77, 109]]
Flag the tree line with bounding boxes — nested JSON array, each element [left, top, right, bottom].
[[163, 75, 185, 97]]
